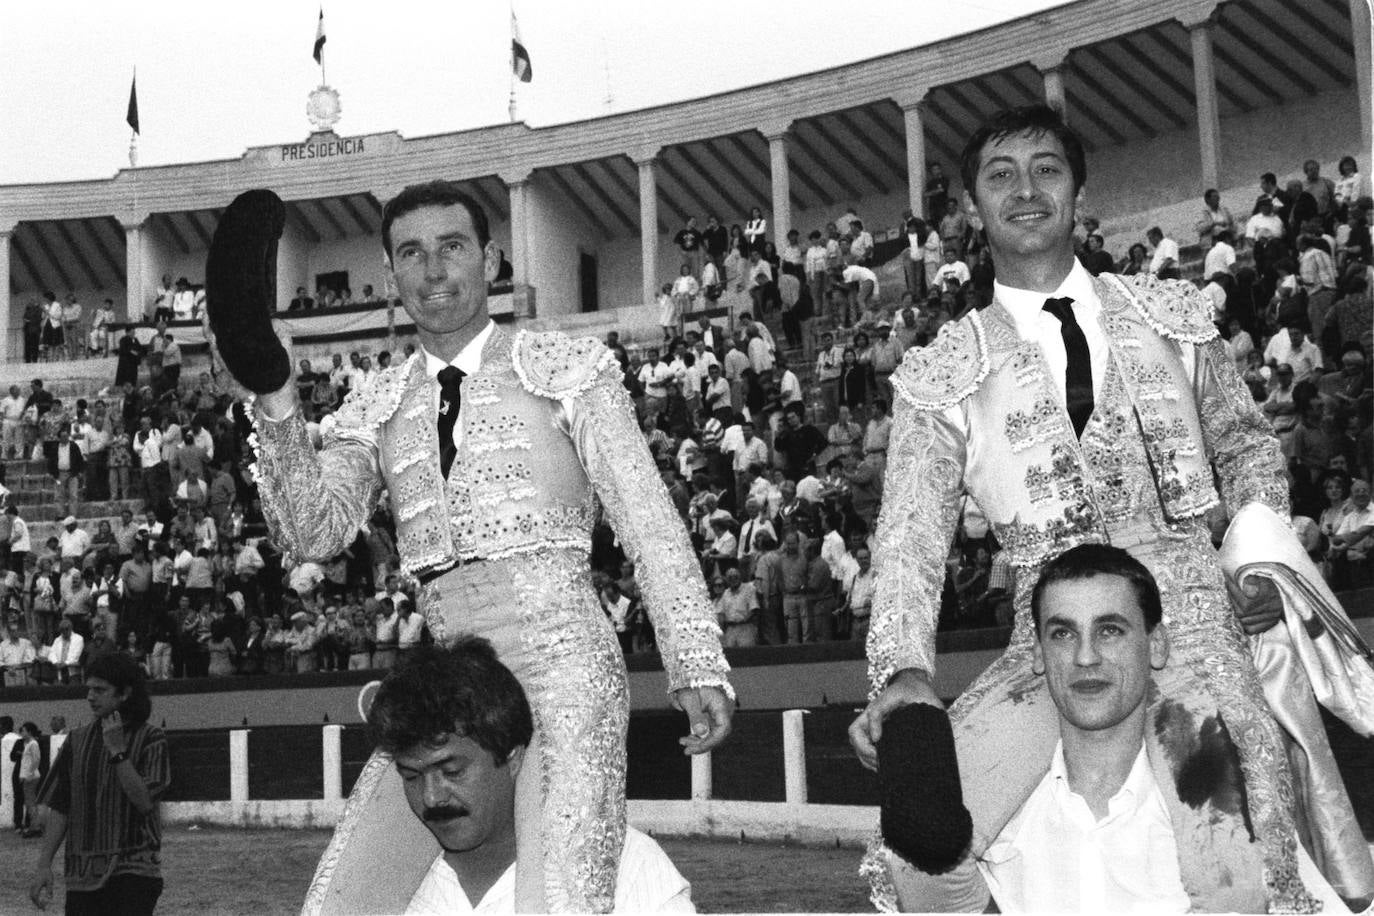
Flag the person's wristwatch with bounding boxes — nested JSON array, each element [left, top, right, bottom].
[[109, 751, 129, 765]]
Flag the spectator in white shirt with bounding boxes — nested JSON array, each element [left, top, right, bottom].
[[1145, 227, 1180, 279], [738, 312, 775, 354], [805, 231, 830, 317], [848, 219, 875, 265], [1, 624, 37, 686], [1201, 273, 1231, 326], [775, 358, 803, 409], [46, 619, 85, 684], [637, 349, 673, 421], [134, 416, 164, 492], [1298, 235, 1338, 293], [1, 385, 25, 459], [670, 264, 699, 316], [883, 544, 1346, 914], [734, 499, 776, 573], [713, 567, 759, 648], [396, 599, 426, 662], [1327, 478, 1374, 574], [744, 325, 774, 376], [842, 262, 879, 313], [58, 517, 91, 567], [1245, 197, 1285, 242], [932, 246, 972, 291], [371, 639, 694, 915], [702, 364, 731, 417], [1263, 325, 1323, 384], [1202, 229, 1237, 280], [840, 546, 875, 641]]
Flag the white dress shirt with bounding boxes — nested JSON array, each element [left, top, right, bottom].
[[406, 827, 694, 914], [992, 260, 1109, 400], [979, 742, 1190, 914], [424, 320, 496, 452]]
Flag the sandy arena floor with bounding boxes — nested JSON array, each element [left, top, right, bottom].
[[0, 823, 873, 914]]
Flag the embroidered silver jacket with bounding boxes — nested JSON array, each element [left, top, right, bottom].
[[253, 326, 731, 696], [867, 273, 1289, 693]]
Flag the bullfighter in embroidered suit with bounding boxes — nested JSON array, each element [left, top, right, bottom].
[[204, 182, 733, 914], [849, 107, 1374, 913]]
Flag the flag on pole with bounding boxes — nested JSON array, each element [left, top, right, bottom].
[[313, 8, 327, 64], [511, 13, 532, 83], [126, 73, 140, 135]]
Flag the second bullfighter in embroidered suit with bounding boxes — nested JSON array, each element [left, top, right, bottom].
[[861, 270, 1374, 913]]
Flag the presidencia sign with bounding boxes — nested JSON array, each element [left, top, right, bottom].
[[280, 135, 367, 162], [261, 131, 402, 167]]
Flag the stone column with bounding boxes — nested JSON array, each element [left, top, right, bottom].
[[501, 171, 531, 288], [0, 229, 11, 361], [371, 187, 401, 306], [1035, 56, 1069, 122], [1352, 0, 1373, 185], [501, 170, 535, 319], [765, 129, 793, 243], [120, 216, 148, 323], [636, 152, 660, 308], [1185, 14, 1223, 192], [896, 93, 930, 219]]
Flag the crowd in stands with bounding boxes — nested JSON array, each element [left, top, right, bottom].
[[0, 152, 1369, 690], [283, 282, 388, 311], [0, 337, 431, 688]]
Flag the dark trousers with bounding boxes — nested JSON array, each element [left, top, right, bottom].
[[9, 767, 22, 828], [66, 874, 163, 916]]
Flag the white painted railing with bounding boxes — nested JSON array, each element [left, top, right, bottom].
[[0, 709, 875, 846]]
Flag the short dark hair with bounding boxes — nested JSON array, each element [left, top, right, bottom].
[[85, 652, 153, 726], [960, 104, 1086, 199], [381, 180, 490, 259], [368, 637, 533, 763], [1260, 172, 1277, 185], [1030, 544, 1163, 634]]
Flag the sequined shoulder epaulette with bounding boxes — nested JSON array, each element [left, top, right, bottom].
[[1105, 273, 1219, 345], [890, 310, 990, 410], [511, 329, 619, 399], [328, 356, 418, 433]]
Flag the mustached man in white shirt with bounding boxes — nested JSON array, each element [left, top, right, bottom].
[[363, 638, 694, 915], [886, 544, 1352, 914]]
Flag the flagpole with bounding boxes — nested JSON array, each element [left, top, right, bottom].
[[508, 1, 517, 123], [316, 6, 328, 86], [128, 66, 139, 168]]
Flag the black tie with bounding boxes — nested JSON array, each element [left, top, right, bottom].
[[436, 366, 465, 479], [1042, 297, 1094, 439]]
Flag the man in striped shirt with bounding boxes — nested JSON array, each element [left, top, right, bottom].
[[29, 652, 170, 915]]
